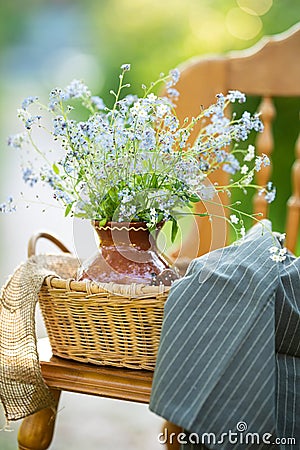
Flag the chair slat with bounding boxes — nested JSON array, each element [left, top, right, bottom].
[[253, 96, 275, 219], [285, 133, 300, 253]]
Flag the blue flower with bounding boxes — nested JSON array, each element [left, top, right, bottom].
[[169, 68, 180, 85], [167, 88, 179, 99], [216, 93, 225, 108], [22, 96, 38, 110], [22, 167, 38, 187], [255, 154, 270, 171], [265, 189, 276, 203], [166, 68, 180, 89], [17, 109, 41, 130], [64, 80, 91, 99], [7, 133, 27, 149], [252, 114, 264, 132], [199, 161, 210, 172], [121, 63, 131, 71], [53, 189, 72, 204], [215, 150, 228, 163], [198, 185, 216, 200], [206, 115, 230, 135], [265, 182, 276, 203], [0, 196, 16, 213], [53, 116, 68, 136], [164, 115, 179, 132], [226, 90, 246, 103], [223, 154, 240, 174], [140, 127, 156, 150], [25, 115, 41, 130], [91, 96, 106, 110], [48, 88, 68, 110]]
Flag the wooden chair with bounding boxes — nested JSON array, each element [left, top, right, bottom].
[[18, 24, 300, 450], [172, 22, 300, 261]]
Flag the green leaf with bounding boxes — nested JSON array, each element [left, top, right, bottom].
[[150, 172, 158, 188], [98, 218, 107, 227], [171, 219, 179, 243], [53, 163, 60, 175], [64, 202, 74, 217], [73, 212, 87, 218], [189, 193, 201, 203]]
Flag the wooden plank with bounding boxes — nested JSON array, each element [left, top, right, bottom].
[[41, 356, 153, 404], [38, 338, 153, 403], [286, 133, 300, 253]]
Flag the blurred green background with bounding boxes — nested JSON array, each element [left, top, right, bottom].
[[0, 1, 299, 449]]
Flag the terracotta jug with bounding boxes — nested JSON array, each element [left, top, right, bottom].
[[77, 221, 179, 285]]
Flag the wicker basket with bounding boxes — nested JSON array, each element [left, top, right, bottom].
[[30, 232, 170, 370]]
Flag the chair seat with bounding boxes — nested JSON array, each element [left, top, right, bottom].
[[39, 339, 153, 403]]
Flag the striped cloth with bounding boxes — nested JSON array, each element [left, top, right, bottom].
[[149, 221, 300, 449]]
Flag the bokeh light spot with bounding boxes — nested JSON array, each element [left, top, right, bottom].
[[237, 0, 273, 16], [226, 7, 262, 40], [189, 7, 227, 50]]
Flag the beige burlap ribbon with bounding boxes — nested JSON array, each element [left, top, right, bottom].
[[0, 254, 79, 421]]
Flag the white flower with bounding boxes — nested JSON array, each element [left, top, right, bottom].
[[132, 101, 142, 113], [241, 164, 249, 175], [121, 63, 131, 71], [279, 247, 287, 257], [241, 171, 254, 185], [150, 208, 156, 216], [269, 246, 287, 262], [240, 227, 246, 238], [270, 254, 280, 262], [156, 104, 169, 118], [147, 93, 157, 102], [138, 109, 147, 119], [230, 214, 239, 224], [244, 144, 255, 162]]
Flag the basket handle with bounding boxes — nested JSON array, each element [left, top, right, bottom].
[[28, 232, 71, 258]]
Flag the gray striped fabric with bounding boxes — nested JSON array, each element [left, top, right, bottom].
[[149, 221, 299, 449]]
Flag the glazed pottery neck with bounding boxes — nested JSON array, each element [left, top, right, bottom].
[[93, 221, 156, 251]]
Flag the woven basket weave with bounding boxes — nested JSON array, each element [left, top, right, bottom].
[[30, 232, 170, 370]]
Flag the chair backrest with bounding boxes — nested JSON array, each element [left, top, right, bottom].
[[172, 23, 300, 260]]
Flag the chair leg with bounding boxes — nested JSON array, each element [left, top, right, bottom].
[[18, 389, 61, 450], [163, 420, 182, 450]]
